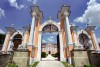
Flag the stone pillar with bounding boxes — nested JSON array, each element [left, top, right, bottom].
[[92, 31, 99, 49], [7, 39, 13, 51], [2, 32, 11, 51], [28, 11, 37, 46], [24, 31, 29, 45], [74, 31, 78, 45], [59, 31, 64, 61], [64, 12, 73, 45], [58, 5, 73, 64], [37, 31, 42, 61], [64, 12, 73, 65], [85, 25, 99, 50]]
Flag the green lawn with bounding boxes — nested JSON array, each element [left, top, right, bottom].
[[61, 62, 73, 67]]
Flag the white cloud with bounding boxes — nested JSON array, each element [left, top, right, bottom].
[[48, 38, 53, 42], [27, 0, 31, 2], [74, 0, 100, 26], [8, 0, 24, 10], [47, 36, 54, 42], [50, 36, 54, 39], [0, 8, 5, 18], [57, 22, 60, 25], [33, 0, 37, 4], [0, 29, 5, 34], [27, 0, 37, 4], [42, 39, 47, 43]]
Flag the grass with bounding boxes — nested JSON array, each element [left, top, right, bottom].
[[8, 64, 18, 67], [61, 61, 73, 67], [32, 62, 39, 67]]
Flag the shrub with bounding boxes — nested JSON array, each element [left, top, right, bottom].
[[51, 52, 59, 57], [0, 34, 5, 45], [41, 52, 47, 58], [8, 64, 18, 67], [84, 65, 96, 67], [51, 54, 55, 57]]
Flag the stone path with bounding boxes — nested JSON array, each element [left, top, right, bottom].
[[36, 61, 64, 67], [42, 54, 57, 61]]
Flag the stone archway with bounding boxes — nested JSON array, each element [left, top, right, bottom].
[[41, 24, 60, 60], [12, 34, 22, 50], [37, 20, 64, 61], [7, 32, 23, 51], [79, 32, 90, 49]]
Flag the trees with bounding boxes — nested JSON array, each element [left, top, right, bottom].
[[0, 34, 6, 45], [41, 52, 47, 58]]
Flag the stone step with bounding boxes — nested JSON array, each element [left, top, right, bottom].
[[13, 50, 29, 67]]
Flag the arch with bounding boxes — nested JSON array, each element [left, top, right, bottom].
[[77, 30, 91, 39], [7, 31, 24, 50], [12, 34, 22, 50], [42, 24, 58, 32], [37, 20, 64, 61], [39, 20, 60, 31], [77, 30, 91, 49], [10, 31, 23, 40]]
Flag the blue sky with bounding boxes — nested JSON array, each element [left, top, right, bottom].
[[0, 0, 100, 43]]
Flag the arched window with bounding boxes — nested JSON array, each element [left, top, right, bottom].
[[42, 24, 58, 32]]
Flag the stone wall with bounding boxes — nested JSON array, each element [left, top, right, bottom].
[[0, 53, 10, 67], [72, 50, 89, 67], [13, 49, 30, 67], [88, 50, 100, 67]]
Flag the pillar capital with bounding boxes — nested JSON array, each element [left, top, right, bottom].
[[30, 5, 43, 20], [57, 5, 70, 19], [64, 11, 69, 17], [31, 11, 37, 18], [5, 25, 16, 34], [85, 25, 96, 32]]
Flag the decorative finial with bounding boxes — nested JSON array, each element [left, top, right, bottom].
[[87, 23, 90, 26], [49, 16, 52, 20], [63, 4, 67, 6]]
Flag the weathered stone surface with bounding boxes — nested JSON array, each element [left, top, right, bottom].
[[72, 50, 89, 67], [0, 53, 10, 67], [88, 50, 100, 67], [13, 50, 29, 67]]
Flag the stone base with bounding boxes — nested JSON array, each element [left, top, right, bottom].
[[0, 54, 10, 67], [72, 50, 89, 67], [88, 50, 100, 67], [13, 50, 29, 67]]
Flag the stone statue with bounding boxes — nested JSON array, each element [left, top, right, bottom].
[[9, 42, 14, 51]]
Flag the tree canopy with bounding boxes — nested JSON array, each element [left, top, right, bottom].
[[0, 34, 6, 45]]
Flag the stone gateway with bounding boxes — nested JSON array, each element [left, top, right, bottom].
[[1, 5, 100, 67]]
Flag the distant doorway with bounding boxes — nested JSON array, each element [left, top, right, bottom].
[[41, 24, 60, 61]]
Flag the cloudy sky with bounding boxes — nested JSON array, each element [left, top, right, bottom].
[[0, 0, 100, 43]]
